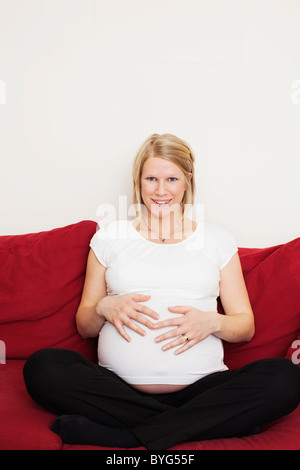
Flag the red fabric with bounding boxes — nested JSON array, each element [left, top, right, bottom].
[[0, 222, 299, 450], [63, 408, 300, 450], [0, 221, 98, 361], [170, 407, 300, 450], [223, 237, 300, 369], [0, 360, 61, 450], [285, 333, 300, 364], [2, 359, 300, 450]]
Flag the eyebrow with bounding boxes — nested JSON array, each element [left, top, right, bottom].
[[143, 171, 180, 177]]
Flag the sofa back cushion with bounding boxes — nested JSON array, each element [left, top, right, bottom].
[[0, 221, 97, 361], [223, 237, 300, 369], [1, 220, 299, 369]]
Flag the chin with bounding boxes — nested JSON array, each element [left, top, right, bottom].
[[149, 206, 172, 218]]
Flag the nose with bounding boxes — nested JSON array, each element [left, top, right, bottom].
[[156, 181, 167, 196]]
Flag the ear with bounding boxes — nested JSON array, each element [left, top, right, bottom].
[[184, 173, 192, 190]]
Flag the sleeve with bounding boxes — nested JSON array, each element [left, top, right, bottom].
[[208, 224, 238, 270], [89, 223, 116, 268]]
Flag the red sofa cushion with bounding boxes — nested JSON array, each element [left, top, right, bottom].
[[0, 221, 97, 361], [1, 220, 299, 369], [285, 333, 300, 364], [0, 360, 61, 450], [223, 237, 300, 369], [2, 359, 300, 450], [0, 223, 299, 450]]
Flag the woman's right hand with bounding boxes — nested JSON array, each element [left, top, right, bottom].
[[96, 294, 159, 342]]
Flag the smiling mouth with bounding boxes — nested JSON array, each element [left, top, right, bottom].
[[151, 199, 172, 206]]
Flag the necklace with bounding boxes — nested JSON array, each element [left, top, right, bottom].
[[141, 215, 185, 243]]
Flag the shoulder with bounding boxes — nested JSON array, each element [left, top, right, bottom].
[[89, 219, 132, 268], [204, 223, 235, 243], [92, 219, 131, 240], [203, 223, 238, 270]]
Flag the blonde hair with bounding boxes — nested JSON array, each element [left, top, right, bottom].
[[132, 133, 195, 212]]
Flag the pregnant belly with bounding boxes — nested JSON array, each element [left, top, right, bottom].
[[132, 384, 189, 393], [98, 297, 227, 392]]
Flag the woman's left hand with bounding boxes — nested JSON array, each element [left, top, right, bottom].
[[154, 306, 220, 355]]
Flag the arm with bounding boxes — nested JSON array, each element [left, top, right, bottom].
[[75, 249, 107, 338], [214, 252, 255, 343], [76, 249, 160, 340], [154, 253, 255, 353]]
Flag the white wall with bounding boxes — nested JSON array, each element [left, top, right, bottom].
[[0, 0, 299, 247]]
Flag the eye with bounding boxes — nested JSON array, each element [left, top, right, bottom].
[[168, 177, 178, 182], [146, 177, 157, 181]]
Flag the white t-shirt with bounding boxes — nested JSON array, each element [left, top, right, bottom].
[[90, 219, 238, 385]]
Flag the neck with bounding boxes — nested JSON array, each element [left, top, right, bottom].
[[142, 210, 184, 242]]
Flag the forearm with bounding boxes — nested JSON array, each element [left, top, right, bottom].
[[76, 304, 105, 339], [213, 312, 255, 343]]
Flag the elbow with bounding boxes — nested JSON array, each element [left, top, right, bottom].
[[231, 317, 255, 343], [78, 330, 89, 340], [76, 322, 86, 339], [244, 332, 254, 343], [75, 312, 100, 340], [75, 314, 90, 339], [244, 321, 255, 342], [77, 326, 93, 340]]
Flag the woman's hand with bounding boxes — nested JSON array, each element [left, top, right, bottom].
[[154, 306, 220, 355], [96, 294, 159, 342]]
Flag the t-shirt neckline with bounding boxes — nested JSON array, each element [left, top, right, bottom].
[[129, 219, 199, 247]]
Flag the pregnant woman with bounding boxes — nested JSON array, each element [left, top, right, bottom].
[[23, 133, 300, 450]]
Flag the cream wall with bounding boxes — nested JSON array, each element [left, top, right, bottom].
[[0, 0, 299, 247]]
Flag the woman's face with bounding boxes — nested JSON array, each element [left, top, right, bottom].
[[140, 157, 188, 219]]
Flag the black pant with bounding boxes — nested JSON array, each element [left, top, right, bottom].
[[23, 348, 300, 450]]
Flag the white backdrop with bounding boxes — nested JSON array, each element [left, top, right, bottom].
[[0, 0, 299, 247]]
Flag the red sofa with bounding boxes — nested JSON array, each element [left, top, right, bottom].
[[0, 220, 299, 450]]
